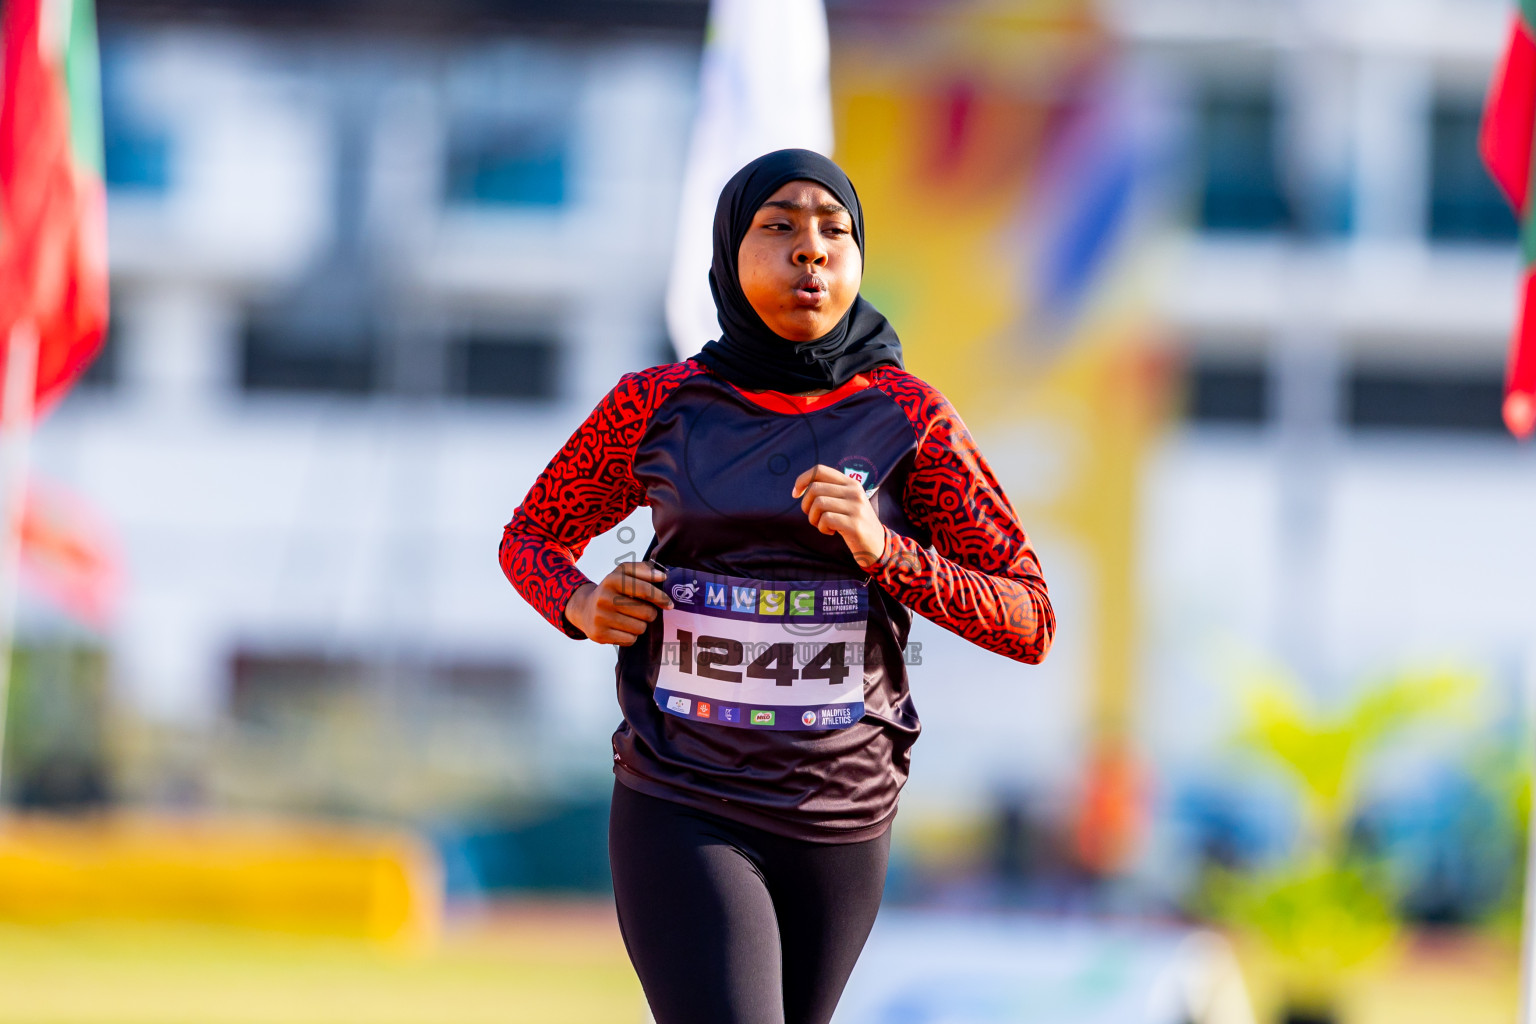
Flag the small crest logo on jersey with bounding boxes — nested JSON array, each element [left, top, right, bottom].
[[801, 710, 818, 727], [666, 695, 692, 715], [750, 710, 775, 726], [789, 590, 816, 615], [671, 581, 698, 604], [705, 583, 728, 609], [759, 590, 785, 616], [719, 707, 740, 723], [820, 707, 854, 727], [838, 456, 879, 497], [731, 586, 758, 613], [696, 701, 712, 719]]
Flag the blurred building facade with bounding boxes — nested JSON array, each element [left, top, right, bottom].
[[1118, 0, 1536, 912], [5, 0, 1533, 912], [24, 2, 704, 817], [1120, 0, 1536, 762]]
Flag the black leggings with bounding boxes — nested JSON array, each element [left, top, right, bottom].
[[608, 782, 890, 1024]]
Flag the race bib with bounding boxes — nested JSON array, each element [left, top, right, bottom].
[[654, 567, 868, 731]]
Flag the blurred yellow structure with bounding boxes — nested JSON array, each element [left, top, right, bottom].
[[834, 0, 1173, 873], [0, 813, 441, 946], [0, 905, 641, 1024]]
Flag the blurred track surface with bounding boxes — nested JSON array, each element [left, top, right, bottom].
[[0, 904, 1519, 1024], [0, 902, 642, 1024]]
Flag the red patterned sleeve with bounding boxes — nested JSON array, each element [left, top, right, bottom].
[[868, 369, 1055, 664], [500, 363, 696, 638]]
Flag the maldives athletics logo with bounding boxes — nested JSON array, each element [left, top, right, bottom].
[[838, 456, 879, 499]]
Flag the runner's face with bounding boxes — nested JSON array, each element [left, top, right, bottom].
[[737, 181, 862, 343]]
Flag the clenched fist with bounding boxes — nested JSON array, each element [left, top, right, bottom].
[[565, 561, 673, 645], [792, 464, 888, 569]]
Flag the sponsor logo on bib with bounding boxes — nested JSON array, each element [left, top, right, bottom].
[[719, 707, 740, 723], [696, 701, 712, 718], [731, 587, 758, 614], [758, 590, 786, 615], [789, 590, 816, 615], [820, 707, 854, 727], [750, 710, 775, 726], [671, 581, 698, 604], [667, 695, 692, 715], [801, 710, 818, 727], [704, 583, 728, 609]]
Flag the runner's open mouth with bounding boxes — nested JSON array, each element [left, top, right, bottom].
[[793, 275, 827, 304]]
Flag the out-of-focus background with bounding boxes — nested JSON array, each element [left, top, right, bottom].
[[2, 0, 1534, 1022]]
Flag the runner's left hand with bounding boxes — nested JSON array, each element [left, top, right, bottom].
[[792, 465, 887, 569]]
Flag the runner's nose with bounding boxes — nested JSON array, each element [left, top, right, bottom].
[[794, 236, 828, 266]]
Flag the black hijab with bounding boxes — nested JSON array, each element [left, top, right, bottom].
[[694, 149, 904, 393]]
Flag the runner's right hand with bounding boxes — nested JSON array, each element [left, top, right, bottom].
[[564, 562, 673, 645]]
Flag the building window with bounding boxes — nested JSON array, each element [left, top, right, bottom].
[[444, 129, 567, 207], [442, 48, 575, 209], [1195, 86, 1293, 233], [228, 652, 369, 730], [1185, 354, 1509, 434], [1348, 367, 1507, 432], [223, 650, 535, 815], [447, 334, 561, 401], [229, 652, 533, 726], [1428, 99, 1519, 243], [241, 313, 376, 395], [1185, 357, 1269, 425], [103, 115, 171, 194], [100, 43, 171, 194]]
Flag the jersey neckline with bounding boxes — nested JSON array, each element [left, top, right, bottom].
[[719, 372, 875, 414]]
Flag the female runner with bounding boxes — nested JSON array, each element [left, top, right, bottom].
[[501, 149, 1054, 1024]]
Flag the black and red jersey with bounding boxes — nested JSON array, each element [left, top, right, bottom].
[[500, 359, 1053, 842]]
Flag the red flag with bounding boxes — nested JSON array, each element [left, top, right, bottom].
[[18, 476, 118, 627], [1481, 17, 1536, 211], [1482, 13, 1536, 439], [1508, 275, 1536, 438], [0, 0, 109, 417]]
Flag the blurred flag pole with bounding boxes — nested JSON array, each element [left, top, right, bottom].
[[0, 0, 111, 805], [665, 0, 833, 360], [0, 325, 39, 804]]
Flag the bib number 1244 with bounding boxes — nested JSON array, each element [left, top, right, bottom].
[[652, 567, 868, 730], [671, 630, 850, 687]]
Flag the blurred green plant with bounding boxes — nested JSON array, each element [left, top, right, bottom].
[[1204, 858, 1397, 1011], [1, 645, 110, 808], [1235, 664, 1471, 853], [1462, 718, 1532, 939], [1198, 662, 1477, 1019]]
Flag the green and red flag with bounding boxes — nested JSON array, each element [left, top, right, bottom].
[[1482, 1, 1536, 439], [0, 0, 108, 416]]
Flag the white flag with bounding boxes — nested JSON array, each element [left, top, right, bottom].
[[665, 0, 834, 360]]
